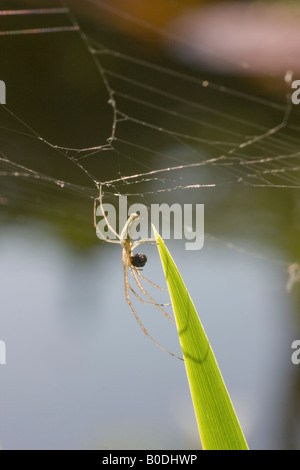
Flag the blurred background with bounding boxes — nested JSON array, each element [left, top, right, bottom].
[[1, 0, 300, 450]]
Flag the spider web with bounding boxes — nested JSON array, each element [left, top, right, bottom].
[[0, 0, 300, 287]]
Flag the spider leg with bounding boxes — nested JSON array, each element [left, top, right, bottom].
[[131, 238, 157, 250], [94, 184, 121, 243], [134, 269, 168, 291], [128, 282, 170, 307], [131, 266, 175, 324], [93, 197, 97, 229], [131, 240, 167, 290], [95, 228, 121, 244], [123, 265, 183, 361]]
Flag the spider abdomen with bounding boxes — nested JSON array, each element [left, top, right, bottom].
[[131, 253, 147, 268]]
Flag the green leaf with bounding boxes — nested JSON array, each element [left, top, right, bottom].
[[153, 226, 249, 450]]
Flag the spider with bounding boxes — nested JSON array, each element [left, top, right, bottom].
[[94, 184, 182, 360]]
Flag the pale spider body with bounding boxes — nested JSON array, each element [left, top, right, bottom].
[[120, 213, 147, 270], [94, 185, 182, 360]]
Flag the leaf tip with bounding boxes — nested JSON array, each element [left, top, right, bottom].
[[151, 224, 160, 241]]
